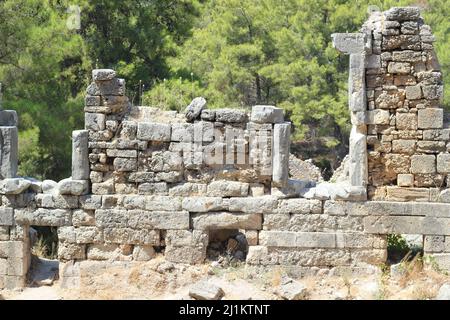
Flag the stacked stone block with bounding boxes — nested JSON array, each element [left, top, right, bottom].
[[361, 7, 449, 201]]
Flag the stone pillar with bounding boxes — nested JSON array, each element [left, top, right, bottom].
[[72, 130, 89, 180], [272, 122, 291, 187], [332, 32, 369, 188], [0, 114, 18, 179]]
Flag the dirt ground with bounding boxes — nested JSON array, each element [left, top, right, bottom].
[[1, 255, 449, 300]]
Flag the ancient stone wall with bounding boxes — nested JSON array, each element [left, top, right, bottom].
[[0, 7, 449, 289]]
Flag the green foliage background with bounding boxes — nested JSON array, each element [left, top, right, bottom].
[[0, 0, 448, 180]]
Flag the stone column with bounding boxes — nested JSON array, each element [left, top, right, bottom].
[[0, 108, 19, 179], [272, 122, 291, 187], [331, 33, 369, 188], [72, 130, 89, 180]]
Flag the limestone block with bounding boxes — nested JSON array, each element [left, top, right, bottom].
[[228, 196, 278, 214], [113, 157, 137, 172], [423, 129, 450, 141], [385, 186, 430, 202], [349, 127, 368, 187], [0, 127, 18, 179], [416, 141, 446, 153], [392, 139, 416, 154], [405, 85, 422, 100], [165, 245, 206, 264], [366, 109, 390, 125], [106, 149, 137, 158], [165, 230, 208, 247], [57, 178, 89, 196], [0, 241, 27, 258], [424, 235, 444, 253], [437, 153, 450, 173], [387, 62, 410, 74], [145, 195, 182, 211], [215, 109, 248, 123], [85, 113, 106, 131], [251, 105, 284, 123], [392, 50, 421, 62], [182, 197, 226, 212], [127, 210, 189, 230], [259, 231, 336, 248], [58, 242, 86, 261], [92, 69, 116, 81], [94, 209, 128, 228], [397, 174, 414, 187], [411, 154, 436, 174], [331, 33, 366, 54], [349, 54, 366, 112], [137, 182, 168, 195], [364, 216, 450, 235], [418, 108, 443, 129], [72, 209, 96, 227], [401, 21, 419, 34], [422, 85, 444, 100], [426, 253, 450, 271], [15, 208, 72, 227], [103, 227, 159, 245], [136, 122, 171, 141], [277, 199, 322, 214], [86, 243, 121, 260], [171, 123, 194, 142], [272, 123, 291, 187], [132, 245, 156, 261], [191, 212, 262, 230], [206, 180, 249, 197], [169, 183, 207, 196], [375, 90, 405, 109], [0, 178, 30, 195], [92, 180, 114, 195], [72, 130, 89, 180], [201, 109, 215, 121], [86, 78, 125, 96]]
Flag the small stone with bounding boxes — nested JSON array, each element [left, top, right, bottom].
[[436, 283, 450, 300], [278, 277, 308, 300], [57, 178, 89, 196], [251, 105, 284, 123], [189, 281, 225, 300], [185, 97, 206, 122], [215, 109, 248, 123]]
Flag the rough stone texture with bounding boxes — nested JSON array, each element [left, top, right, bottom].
[[72, 130, 89, 180], [189, 281, 224, 300], [273, 123, 291, 187], [0, 126, 18, 179], [185, 97, 206, 122], [137, 122, 171, 141], [251, 105, 284, 124]]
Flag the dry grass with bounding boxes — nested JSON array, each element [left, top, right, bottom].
[[397, 251, 424, 287]]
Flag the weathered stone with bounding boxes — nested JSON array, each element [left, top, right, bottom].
[[331, 33, 366, 54], [392, 50, 421, 62], [386, 186, 430, 202], [387, 62, 410, 74], [385, 7, 420, 21], [72, 130, 89, 180], [277, 199, 322, 214], [251, 105, 284, 123], [138, 182, 168, 195], [397, 174, 414, 187], [392, 139, 416, 154], [272, 123, 291, 187], [169, 183, 207, 196], [206, 180, 249, 197], [85, 113, 106, 131], [185, 97, 206, 122], [349, 127, 368, 187], [215, 109, 248, 123], [72, 209, 96, 226], [86, 243, 123, 260], [437, 154, 450, 173], [15, 208, 72, 226], [86, 78, 125, 96], [92, 180, 114, 195], [416, 141, 446, 153], [0, 207, 14, 226], [367, 109, 390, 125], [401, 21, 418, 34], [165, 245, 206, 264], [171, 123, 193, 142], [103, 228, 159, 245], [181, 197, 226, 212], [0, 178, 31, 195], [0, 127, 18, 179], [0, 110, 18, 126], [128, 210, 189, 229], [132, 245, 155, 261], [277, 277, 308, 300], [423, 129, 450, 141], [113, 157, 137, 172], [424, 235, 444, 253], [405, 85, 422, 100], [145, 195, 182, 211], [136, 122, 171, 141], [191, 212, 262, 230], [57, 178, 89, 196], [92, 69, 116, 81], [418, 108, 443, 129], [396, 113, 417, 130], [106, 149, 137, 158], [189, 281, 224, 300], [364, 216, 450, 235], [165, 230, 209, 247], [411, 154, 436, 174], [260, 231, 336, 248], [422, 85, 444, 100], [228, 196, 278, 214], [200, 109, 215, 121]]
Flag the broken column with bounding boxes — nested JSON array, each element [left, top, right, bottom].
[[0, 83, 19, 179], [272, 122, 291, 187], [332, 32, 369, 189]]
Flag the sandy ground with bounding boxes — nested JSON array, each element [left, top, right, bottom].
[[1, 255, 449, 300]]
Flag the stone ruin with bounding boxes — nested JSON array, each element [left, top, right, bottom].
[[0, 7, 449, 289]]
